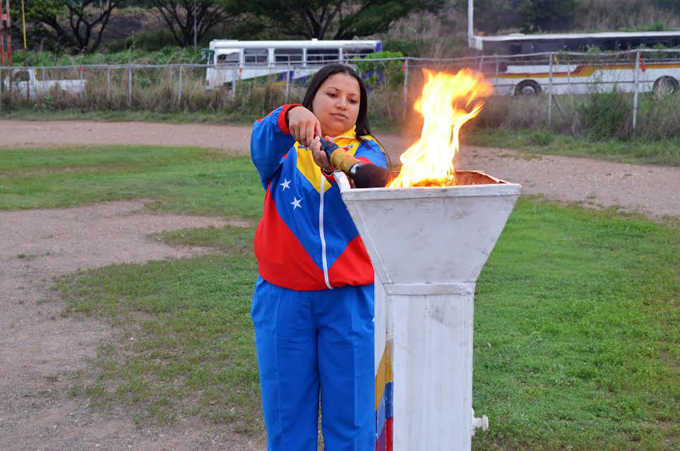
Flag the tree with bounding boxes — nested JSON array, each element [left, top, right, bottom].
[[454, 0, 578, 34], [656, 0, 680, 16], [238, 0, 447, 40], [26, 0, 126, 53], [519, 0, 578, 32], [149, 0, 231, 47], [454, 0, 522, 33]]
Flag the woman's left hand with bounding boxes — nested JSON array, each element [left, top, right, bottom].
[[310, 136, 335, 171]]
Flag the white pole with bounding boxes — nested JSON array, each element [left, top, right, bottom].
[[193, 0, 197, 51], [231, 69, 236, 100], [128, 64, 132, 107], [468, 0, 474, 48], [285, 63, 290, 104], [494, 55, 499, 87], [633, 50, 640, 134]]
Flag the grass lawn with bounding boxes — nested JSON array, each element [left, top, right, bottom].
[[2, 145, 678, 449], [0, 145, 263, 219]]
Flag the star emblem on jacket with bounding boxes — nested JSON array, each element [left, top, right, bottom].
[[291, 197, 302, 210], [280, 178, 291, 190]]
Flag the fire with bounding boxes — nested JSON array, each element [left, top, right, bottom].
[[388, 69, 493, 188]]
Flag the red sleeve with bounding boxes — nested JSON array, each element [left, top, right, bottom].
[[321, 167, 337, 183], [278, 103, 303, 135]]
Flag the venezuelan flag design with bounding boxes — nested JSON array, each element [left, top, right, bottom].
[[251, 104, 388, 291], [375, 341, 394, 451]]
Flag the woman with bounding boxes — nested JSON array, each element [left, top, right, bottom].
[[250, 63, 387, 450]]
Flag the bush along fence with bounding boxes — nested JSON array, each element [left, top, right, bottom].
[[1, 50, 679, 138]]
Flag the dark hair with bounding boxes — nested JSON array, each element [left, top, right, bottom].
[[302, 64, 372, 140]]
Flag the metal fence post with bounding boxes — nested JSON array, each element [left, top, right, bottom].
[[106, 68, 111, 100], [566, 54, 571, 93], [232, 67, 237, 100], [128, 64, 132, 107], [285, 63, 290, 104], [79, 67, 84, 103], [402, 58, 409, 119], [178, 64, 183, 107], [494, 55, 499, 87], [548, 53, 554, 128], [633, 50, 640, 134]]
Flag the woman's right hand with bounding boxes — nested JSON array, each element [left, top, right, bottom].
[[287, 106, 322, 148]]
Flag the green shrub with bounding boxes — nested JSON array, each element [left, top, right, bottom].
[[353, 51, 405, 89], [383, 40, 419, 57], [528, 129, 555, 146], [578, 90, 633, 139]]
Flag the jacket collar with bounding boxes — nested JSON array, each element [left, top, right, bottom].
[[332, 125, 357, 142]]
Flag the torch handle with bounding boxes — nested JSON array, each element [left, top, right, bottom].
[[318, 137, 340, 161], [317, 137, 395, 188], [318, 137, 360, 174]]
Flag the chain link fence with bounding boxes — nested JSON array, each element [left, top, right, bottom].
[[2, 50, 679, 138]]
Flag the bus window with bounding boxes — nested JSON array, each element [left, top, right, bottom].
[[217, 51, 240, 65], [275, 48, 303, 63], [11, 70, 30, 83], [307, 48, 340, 64], [535, 42, 562, 53], [244, 48, 268, 64]]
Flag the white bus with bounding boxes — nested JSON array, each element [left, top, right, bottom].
[[470, 32, 680, 95], [205, 39, 382, 90]]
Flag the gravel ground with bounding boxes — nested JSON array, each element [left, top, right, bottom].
[[0, 200, 262, 451], [0, 119, 678, 450]]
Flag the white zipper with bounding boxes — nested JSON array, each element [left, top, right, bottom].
[[319, 175, 333, 289]]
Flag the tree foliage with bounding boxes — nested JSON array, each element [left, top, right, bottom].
[[236, 0, 446, 40], [519, 0, 578, 32], [25, 0, 125, 53], [149, 0, 231, 47], [656, 0, 680, 15], [455, 0, 578, 33]]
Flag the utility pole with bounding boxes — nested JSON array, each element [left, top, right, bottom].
[[193, 0, 197, 51], [468, 0, 474, 48], [21, 0, 27, 66]]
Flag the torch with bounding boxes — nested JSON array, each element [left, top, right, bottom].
[[319, 137, 396, 188]]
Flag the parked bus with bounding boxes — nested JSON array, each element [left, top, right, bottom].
[[470, 32, 680, 95], [205, 39, 382, 90]]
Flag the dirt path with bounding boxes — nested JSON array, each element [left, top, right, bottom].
[[0, 200, 264, 451], [2, 119, 678, 218]]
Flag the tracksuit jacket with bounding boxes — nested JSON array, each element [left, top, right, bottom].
[[251, 103, 388, 290]]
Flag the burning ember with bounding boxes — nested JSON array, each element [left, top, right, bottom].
[[388, 69, 493, 188]]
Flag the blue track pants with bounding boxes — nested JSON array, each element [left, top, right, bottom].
[[251, 277, 375, 451]]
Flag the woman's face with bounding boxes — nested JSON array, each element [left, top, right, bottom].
[[311, 72, 361, 137]]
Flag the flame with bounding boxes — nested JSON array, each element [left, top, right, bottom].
[[388, 69, 493, 188]]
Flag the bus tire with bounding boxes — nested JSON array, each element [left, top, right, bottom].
[[653, 76, 679, 96], [514, 80, 542, 96]]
